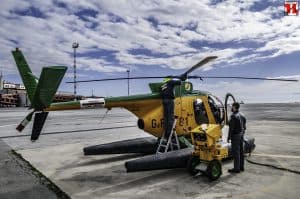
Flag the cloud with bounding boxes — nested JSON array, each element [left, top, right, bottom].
[[0, 0, 298, 102], [0, 0, 299, 75]]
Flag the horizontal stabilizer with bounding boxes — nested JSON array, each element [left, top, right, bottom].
[[31, 66, 67, 110]]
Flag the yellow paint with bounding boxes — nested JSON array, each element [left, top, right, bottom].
[[105, 94, 219, 138], [191, 124, 228, 161], [43, 93, 222, 140], [185, 83, 191, 91], [45, 102, 81, 111]]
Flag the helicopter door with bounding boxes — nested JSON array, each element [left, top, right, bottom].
[[193, 99, 209, 124], [207, 95, 224, 124]]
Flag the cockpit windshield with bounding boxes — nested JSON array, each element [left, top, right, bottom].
[[193, 98, 209, 124], [208, 95, 224, 124]]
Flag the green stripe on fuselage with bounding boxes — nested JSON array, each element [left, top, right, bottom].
[[105, 90, 208, 103], [105, 93, 161, 103], [105, 81, 208, 103]]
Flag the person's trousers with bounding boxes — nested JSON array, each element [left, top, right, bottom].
[[162, 99, 174, 138], [231, 133, 244, 171]]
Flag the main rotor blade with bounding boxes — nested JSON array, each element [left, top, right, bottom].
[[188, 76, 298, 82], [66, 76, 179, 83], [181, 56, 217, 77], [67, 75, 298, 84], [67, 56, 218, 83]]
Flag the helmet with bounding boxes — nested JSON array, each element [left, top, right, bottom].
[[163, 77, 172, 83]]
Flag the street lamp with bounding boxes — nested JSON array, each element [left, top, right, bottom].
[[126, 69, 130, 96], [72, 42, 79, 101]]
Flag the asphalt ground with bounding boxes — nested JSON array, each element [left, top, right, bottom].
[[0, 139, 60, 199], [0, 103, 300, 199]]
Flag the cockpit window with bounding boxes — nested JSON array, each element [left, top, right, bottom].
[[208, 95, 223, 124], [193, 99, 209, 124]]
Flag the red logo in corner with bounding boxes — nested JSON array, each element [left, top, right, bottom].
[[285, 0, 299, 16]]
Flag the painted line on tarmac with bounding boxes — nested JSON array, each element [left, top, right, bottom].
[[0, 124, 16, 128], [0, 125, 137, 139], [252, 153, 300, 159]]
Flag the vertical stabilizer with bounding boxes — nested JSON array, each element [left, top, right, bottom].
[[12, 48, 38, 102]]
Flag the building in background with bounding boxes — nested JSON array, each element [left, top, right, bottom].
[[0, 71, 3, 91], [0, 75, 85, 107], [0, 79, 28, 107], [0, 94, 19, 107], [0, 73, 27, 107]]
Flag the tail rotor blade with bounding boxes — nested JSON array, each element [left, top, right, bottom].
[[16, 111, 34, 132]]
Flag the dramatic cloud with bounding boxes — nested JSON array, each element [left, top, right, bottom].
[[0, 0, 299, 102], [1, 0, 299, 73]]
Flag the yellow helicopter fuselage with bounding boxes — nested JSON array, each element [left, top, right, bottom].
[[105, 94, 216, 138], [46, 81, 220, 138]]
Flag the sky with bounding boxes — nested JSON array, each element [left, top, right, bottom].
[[0, 0, 299, 103]]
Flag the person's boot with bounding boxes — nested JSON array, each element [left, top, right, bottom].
[[228, 169, 240, 173]]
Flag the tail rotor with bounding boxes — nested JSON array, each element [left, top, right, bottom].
[[12, 48, 67, 141]]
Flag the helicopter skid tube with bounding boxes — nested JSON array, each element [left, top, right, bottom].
[[83, 137, 158, 155], [227, 136, 255, 156], [125, 148, 192, 172], [125, 137, 255, 172], [243, 136, 256, 154]]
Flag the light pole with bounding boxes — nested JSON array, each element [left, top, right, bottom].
[[72, 42, 79, 101], [126, 69, 130, 96]]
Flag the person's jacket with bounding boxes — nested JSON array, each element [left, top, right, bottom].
[[228, 112, 246, 138], [161, 80, 181, 99]]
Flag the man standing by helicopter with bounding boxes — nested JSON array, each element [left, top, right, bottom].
[[161, 78, 182, 139], [228, 102, 246, 173]]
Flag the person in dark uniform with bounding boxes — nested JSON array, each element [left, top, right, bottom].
[[161, 78, 181, 139], [227, 102, 246, 173]]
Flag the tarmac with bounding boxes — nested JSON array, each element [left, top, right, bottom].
[[0, 139, 58, 199], [0, 103, 300, 199]]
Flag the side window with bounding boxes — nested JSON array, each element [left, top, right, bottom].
[[193, 99, 209, 124]]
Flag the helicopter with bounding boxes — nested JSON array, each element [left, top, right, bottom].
[[11, 48, 298, 180]]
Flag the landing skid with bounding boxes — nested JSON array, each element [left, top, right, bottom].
[[83, 136, 255, 173], [83, 137, 158, 155]]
